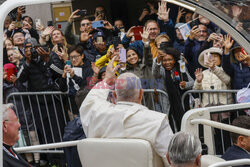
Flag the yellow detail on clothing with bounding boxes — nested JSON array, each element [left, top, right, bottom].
[[150, 41, 158, 58], [95, 45, 119, 76]]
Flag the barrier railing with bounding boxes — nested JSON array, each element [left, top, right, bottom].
[[6, 89, 170, 153], [209, 159, 250, 167], [181, 102, 250, 155], [181, 89, 238, 111]]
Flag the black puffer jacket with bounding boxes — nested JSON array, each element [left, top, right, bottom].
[[17, 51, 67, 92]]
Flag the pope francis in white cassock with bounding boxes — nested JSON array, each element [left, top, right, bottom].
[[80, 57, 173, 166]]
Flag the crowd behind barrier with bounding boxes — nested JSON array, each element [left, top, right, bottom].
[[2, 0, 250, 166], [6, 89, 171, 148]]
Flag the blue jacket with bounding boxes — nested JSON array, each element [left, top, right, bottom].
[[173, 39, 185, 54], [221, 145, 250, 167], [121, 19, 175, 58], [222, 53, 250, 89], [184, 37, 204, 79]]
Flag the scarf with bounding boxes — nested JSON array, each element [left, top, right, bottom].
[[165, 65, 188, 132], [150, 41, 158, 58]]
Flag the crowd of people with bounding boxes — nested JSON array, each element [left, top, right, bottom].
[[2, 0, 250, 167]]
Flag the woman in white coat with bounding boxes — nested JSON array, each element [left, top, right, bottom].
[[193, 47, 233, 121]]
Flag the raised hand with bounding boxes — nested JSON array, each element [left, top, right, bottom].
[[179, 81, 186, 89], [9, 74, 17, 84], [157, 51, 165, 64], [80, 32, 92, 42], [103, 56, 120, 86], [157, 0, 170, 22], [223, 34, 234, 54], [140, 27, 150, 43], [42, 26, 54, 38], [68, 9, 81, 24], [189, 26, 200, 40], [176, 7, 185, 23], [139, 9, 149, 22], [103, 21, 114, 30], [107, 45, 115, 59], [195, 68, 203, 83], [8, 21, 15, 32], [36, 24, 45, 32], [126, 26, 135, 38], [55, 46, 67, 62], [91, 62, 100, 76], [207, 58, 216, 71], [22, 20, 32, 30], [207, 33, 218, 42], [37, 47, 51, 63], [232, 5, 242, 20]]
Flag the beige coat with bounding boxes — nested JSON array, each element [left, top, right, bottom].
[[193, 66, 233, 120]]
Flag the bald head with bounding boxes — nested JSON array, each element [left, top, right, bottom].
[[114, 73, 143, 103]]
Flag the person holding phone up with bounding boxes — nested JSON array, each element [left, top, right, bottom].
[[122, 1, 174, 60], [62, 45, 93, 115]]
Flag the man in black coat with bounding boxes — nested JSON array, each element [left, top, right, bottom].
[[3, 103, 33, 167], [222, 115, 250, 167]]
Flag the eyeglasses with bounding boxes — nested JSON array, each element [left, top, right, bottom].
[[81, 23, 91, 27], [199, 30, 207, 33], [70, 55, 81, 60], [149, 28, 158, 31]]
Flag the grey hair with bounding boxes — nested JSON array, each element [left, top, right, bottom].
[[167, 132, 202, 165], [3, 103, 14, 121], [115, 73, 142, 102]]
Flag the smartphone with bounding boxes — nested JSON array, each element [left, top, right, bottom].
[[97, 36, 103, 43], [204, 52, 211, 66], [76, 9, 87, 16], [47, 21, 53, 27], [35, 19, 41, 28], [92, 21, 104, 28], [189, 19, 199, 28], [133, 26, 143, 41], [66, 60, 72, 67], [241, 48, 247, 55], [57, 43, 63, 52], [113, 36, 121, 50], [4, 64, 17, 81], [119, 48, 126, 63]]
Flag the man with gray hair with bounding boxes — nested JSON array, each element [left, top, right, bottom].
[[166, 132, 202, 167], [80, 56, 173, 166], [2, 103, 33, 167]]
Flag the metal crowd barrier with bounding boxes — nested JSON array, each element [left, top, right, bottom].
[[6, 89, 170, 153], [6, 91, 74, 153], [181, 89, 239, 111]]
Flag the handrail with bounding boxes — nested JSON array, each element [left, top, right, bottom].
[[191, 119, 250, 136], [209, 159, 250, 167], [14, 140, 80, 153], [181, 89, 238, 110]]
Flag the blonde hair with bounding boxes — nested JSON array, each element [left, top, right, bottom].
[[155, 34, 171, 45]]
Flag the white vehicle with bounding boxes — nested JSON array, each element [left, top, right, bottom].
[[0, 0, 250, 167]]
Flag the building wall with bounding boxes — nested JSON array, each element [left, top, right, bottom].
[[25, 3, 53, 28]]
